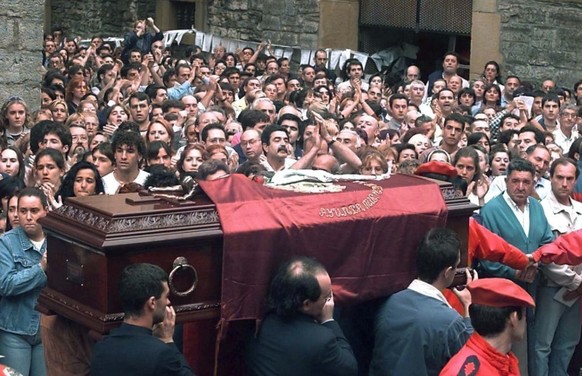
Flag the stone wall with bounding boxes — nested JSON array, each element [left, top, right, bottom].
[[49, 0, 156, 39], [498, 0, 582, 89], [206, 0, 320, 48], [0, 0, 45, 110]]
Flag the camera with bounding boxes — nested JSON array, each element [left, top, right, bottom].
[[448, 267, 475, 288]]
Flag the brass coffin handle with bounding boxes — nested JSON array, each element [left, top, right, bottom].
[[168, 256, 198, 297]]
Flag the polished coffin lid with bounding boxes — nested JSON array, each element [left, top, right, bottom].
[[38, 192, 223, 333]]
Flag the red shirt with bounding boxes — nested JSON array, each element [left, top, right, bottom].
[[440, 333, 520, 376]]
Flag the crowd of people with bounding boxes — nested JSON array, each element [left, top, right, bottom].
[[0, 17, 579, 375]]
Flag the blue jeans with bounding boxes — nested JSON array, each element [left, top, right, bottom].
[[533, 286, 581, 376], [0, 330, 46, 376]]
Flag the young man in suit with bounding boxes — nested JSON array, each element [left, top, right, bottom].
[[91, 263, 194, 376]]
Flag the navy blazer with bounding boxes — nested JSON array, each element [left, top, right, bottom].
[[90, 323, 194, 376], [246, 313, 357, 376]]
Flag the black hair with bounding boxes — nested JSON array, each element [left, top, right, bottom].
[[0, 176, 25, 208], [161, 100, 185, 113], [453, 146, 482, 183], [0, 146, 25, 181], [42, 121, 72, 157], [119, 263, 168, 317], [507, 158, 535, 178], [197, 159, 229, 181], [146, 141, 172, 165], [35, 148, 66, 171], [469, 304, 523, 337], [200, 123, 226, 143], [143, 165, 179, 188], [266, 256, 326, 318], [238, 109, 270, 130], [261, 124, 287, 145], [18, 187, 48, 209], [56, 161, 104, 201], [120, 62, 142, 79], [416, 228, 460, 283], [444, 113, 467, 131], [111, 130, 146, 158], [31, 120, 54, 155], [519, 125, 545, 145]]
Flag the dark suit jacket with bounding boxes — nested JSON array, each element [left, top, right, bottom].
[[90, 323, 194, 376], [246, 313, 357, 376]]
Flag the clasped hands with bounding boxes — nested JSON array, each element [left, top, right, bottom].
[[515, 255, 538, 283]]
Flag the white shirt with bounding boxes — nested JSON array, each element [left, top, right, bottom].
[[407, 279, 451, 308], [502, 191, 530, 235], [260, 158, 295, 172], [102, 169, 150, 195], [553, 128, 579, 155], [540, 191, 582, 289]]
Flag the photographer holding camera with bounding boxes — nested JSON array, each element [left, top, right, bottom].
[[369, 228, 476, 376]]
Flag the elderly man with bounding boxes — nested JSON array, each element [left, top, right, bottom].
[[477, 158, 554, 376], [239, 129, 263, 164], [553, 105, 579, 153], [405, 65, 421, 83], [408, 80, 425, 107], [246, 257, 357, 376], [251, 98, 276, 124], [356, 114, 379, 146]]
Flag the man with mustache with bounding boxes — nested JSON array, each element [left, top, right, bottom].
[[260, 124, 320, 172], [477, 158, 554, 376]]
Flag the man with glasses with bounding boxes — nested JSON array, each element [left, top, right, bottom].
[[247, 256, 357, 376], [239, 129, 264, 164], [553, 105, 579, 153]]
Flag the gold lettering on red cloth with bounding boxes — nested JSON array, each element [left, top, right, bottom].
[[319, 182, 384, 218]]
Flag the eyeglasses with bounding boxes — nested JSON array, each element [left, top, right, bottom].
[[241, 139, 259, 147]]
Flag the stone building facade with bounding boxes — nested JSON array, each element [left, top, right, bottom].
[[46, 0, 156, 39], [0, 0, 45, 108], [471, 0, 582, 89], [206, 0, 320, 48], [498, 0, 582, 88], [39, 0, 582, 90]]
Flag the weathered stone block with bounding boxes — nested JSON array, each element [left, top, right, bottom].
[[262, 15, 282, 30]]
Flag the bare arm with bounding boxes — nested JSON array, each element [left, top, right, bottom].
[[291, 122, 321, 170]]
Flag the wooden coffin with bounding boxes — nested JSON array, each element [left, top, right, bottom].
[[37, 193, 224, 334], [37, 176, 476, 335]]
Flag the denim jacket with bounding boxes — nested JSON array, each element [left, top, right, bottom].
[[0, 227, 47, 336]]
